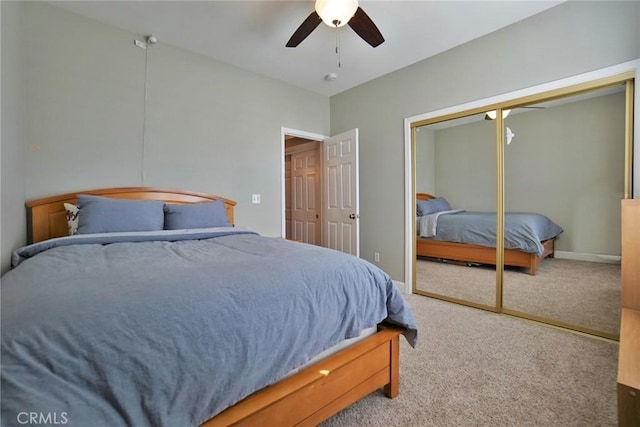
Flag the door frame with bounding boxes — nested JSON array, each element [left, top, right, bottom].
[[403, 59, 640, 296], [281, 127, 328, 239]]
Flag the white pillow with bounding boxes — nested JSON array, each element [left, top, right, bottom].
[[64, 203, 79, 235]]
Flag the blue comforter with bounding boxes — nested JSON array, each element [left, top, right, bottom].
[[1, 229, 417, 427], [421, 211, 563, 256]]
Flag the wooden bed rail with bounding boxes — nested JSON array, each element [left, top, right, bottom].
[[201, 326, 402, 427]]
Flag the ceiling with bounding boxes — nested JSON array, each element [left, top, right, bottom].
[[50, 1, 564, 97]]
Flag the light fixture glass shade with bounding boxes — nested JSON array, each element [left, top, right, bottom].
[[485, 109, 511, 120], [315, 0, 358, 28], [506, 126, 515, 145]]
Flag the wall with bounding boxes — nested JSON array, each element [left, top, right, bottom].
[[504, 92, 625, 256], [414, 128, 435, 194], [3, 2, 639, 278], [429, 92, 625, 255], [1, 1, 27, 274], [430, 116, 497, 211], [330, 1, 640, 282], [0, 2, 330, 273]]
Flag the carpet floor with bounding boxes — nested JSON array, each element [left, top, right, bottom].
[[415, 257, 620, 336], [321, 294, 618, 427]]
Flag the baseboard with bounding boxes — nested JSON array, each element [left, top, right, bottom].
[[554, 251, 621, 264]]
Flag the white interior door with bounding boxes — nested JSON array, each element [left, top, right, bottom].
[[322, 129, 359, 256]]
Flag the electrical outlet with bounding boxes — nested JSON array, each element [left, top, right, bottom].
[[374, 252, 380, 263], [252, 194, 261, 204]]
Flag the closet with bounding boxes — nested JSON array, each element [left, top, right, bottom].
[[412, 73, 635, 339]]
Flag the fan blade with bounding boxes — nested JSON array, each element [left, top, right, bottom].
[[286, 11, 322, 47], [348, 7, 384, 47]]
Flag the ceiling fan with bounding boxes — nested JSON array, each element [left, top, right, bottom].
[[484, 106, 546, 120], [286, 0, 384, 48]]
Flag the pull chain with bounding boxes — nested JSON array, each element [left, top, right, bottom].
[[335, 26, 341, 68]]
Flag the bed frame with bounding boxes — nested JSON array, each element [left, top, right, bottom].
[[416, 193, 555, 276], [25, 187, 403, 426]]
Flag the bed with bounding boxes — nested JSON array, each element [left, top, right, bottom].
[[416, 193, 563, 275], [1, 187, 418, 427]]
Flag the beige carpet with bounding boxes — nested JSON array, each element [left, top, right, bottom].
[[321, 294, 618, 426], [415, 257, 620, 336]]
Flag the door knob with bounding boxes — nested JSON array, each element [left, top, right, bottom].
[[349, 213, 359, 219]]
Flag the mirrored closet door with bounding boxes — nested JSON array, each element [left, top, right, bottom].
[[412, 73, 634, 340], [414, 113, 497, 310], [502, 84, 628, 339]]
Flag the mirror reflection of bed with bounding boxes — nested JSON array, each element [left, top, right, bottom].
[[415, 111, 497, 309], [416, 192, 561, 276], [414, 84, 625, 338]]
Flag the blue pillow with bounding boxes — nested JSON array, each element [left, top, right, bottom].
[[77, 195, 165, 234], [417, 197, 452, 216], [417, 199, 438, 216], [433, 197, 452, 212], [163, 200, 231, 230]]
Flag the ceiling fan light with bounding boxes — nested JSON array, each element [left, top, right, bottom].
[[315, 0, 358, 28], [484, 109, 511, 120]]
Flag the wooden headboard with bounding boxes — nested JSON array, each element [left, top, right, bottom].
[[416, 193, 436, 201], [26, 187, 237, 244]]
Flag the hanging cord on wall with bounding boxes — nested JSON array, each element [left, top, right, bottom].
[[135, 35, 157, 185], [141, 44, 149, 185]]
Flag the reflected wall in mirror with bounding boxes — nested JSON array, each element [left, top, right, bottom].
[[414, 113, 497, 309], [502, 85, 625, 338]]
